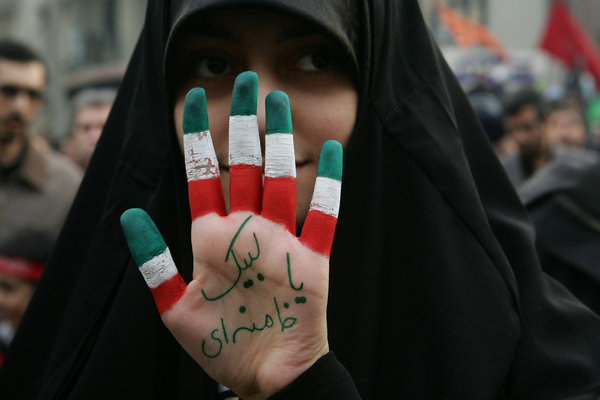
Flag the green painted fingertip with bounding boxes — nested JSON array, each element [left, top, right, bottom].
[[317, 140, 343, 181], [183, 88, 209, 134], [120, 208, 168, 266], [230, 71, 258, 116], [265, 90, 292, 134]]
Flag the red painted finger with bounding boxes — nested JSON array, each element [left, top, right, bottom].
[[262, 91, 296, 233], [183, 88, 226, 220], [229, 72, 262, 214], [300, 141, 342, 256], [121, 208, 187, 315]]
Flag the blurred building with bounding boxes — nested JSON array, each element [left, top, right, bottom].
[[0, 0, 146, 144]]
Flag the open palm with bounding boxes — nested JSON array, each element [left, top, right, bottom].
[[121, 72, 342, 400]]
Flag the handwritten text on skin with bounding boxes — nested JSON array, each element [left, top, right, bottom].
[[200, 215, 306, 358]]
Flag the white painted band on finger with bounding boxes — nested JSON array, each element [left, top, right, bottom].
[[229, 115, 262, 166], [139, 248, 178, 288], [184, 131, 220, 180], [265, 133, 296, 178], [309, 176, 341, 217]]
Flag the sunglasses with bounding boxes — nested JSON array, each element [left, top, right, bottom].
[[0, 84, 42, 101]]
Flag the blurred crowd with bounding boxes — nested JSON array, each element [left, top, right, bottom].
[[466, 65, 600, 315], [0, 38, 114, 363]]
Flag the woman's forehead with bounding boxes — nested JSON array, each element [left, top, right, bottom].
[[176, 9, 333, 44], [166, 0, 357, 62]]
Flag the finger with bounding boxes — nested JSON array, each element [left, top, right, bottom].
[[300, 140, 342, 257], [120, 208, 187, 315], [229, 71, 262, 214], [183, 88, 226, 220], [262, 91, 296, 233]]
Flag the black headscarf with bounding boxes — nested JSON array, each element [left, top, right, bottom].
[[2, 1, 600, 399]]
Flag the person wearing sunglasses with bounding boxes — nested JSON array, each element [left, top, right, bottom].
[[0, 39, 81, 244]]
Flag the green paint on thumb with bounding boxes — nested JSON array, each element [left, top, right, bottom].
[[120, 208, 168, 266]]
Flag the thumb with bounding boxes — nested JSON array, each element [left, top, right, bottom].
[[121, 208, 187, 314]]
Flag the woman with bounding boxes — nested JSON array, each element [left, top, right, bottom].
[[1, 0, 599, 398]]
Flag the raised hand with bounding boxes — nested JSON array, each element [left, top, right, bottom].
[[120, 71, 342, 400]]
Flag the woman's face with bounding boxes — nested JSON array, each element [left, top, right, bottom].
[[172, 8, 358, 228]]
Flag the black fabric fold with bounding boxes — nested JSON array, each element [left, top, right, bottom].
[[268, 352, 360, 400]]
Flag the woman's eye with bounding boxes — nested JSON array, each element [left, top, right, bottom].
[[193, 56, 232, 78], [295, 52, 333, 72]]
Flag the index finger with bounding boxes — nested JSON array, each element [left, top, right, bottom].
[[183, 88, 227, 220]]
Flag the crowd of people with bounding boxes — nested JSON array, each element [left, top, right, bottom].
[[468, 81, 600, 316], [0, 0, 599, 398], [0, 39, 113, 364]]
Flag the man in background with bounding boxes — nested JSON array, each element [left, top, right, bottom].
[[544, 98, 588, 149], [0, 39, 81, 242], [500, 89, 553, 186], [61, 88, 116, 171]]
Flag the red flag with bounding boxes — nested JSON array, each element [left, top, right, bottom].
[[539, 0, 600, 87], [436, 3, 506, 60]]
